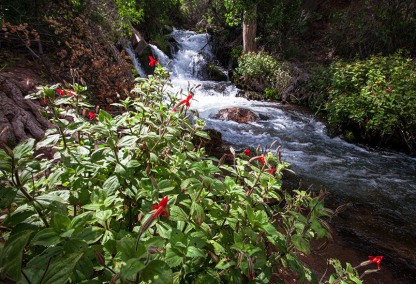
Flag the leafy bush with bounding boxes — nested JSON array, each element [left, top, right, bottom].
[[325, 52, 416, 151], [235, 51, 292, 99], [328, 1, 416, 57], [0, 65, 380, 283]]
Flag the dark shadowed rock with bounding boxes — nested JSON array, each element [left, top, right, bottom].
[[131, 28, 148, 55], [0, 74, 53, 147], [215, 107, 258, 123]]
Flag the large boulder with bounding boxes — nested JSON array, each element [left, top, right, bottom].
[[215, 107, 258, 123]]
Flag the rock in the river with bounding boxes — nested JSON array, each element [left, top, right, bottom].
[[215, 107, 258, 123], [206, 64, 228, 81]]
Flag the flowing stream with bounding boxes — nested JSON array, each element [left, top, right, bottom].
[[149, 29, 416, 282]]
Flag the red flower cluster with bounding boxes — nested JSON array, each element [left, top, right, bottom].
[[56, 88, 65, 96], [268, 168, 276, 174], [173, 94, 193, 112], [56, 88, 76, 98], [244, 149, 251, 156], [368, 255, 383, 269], [152, 196, 169, 218], [386, 87, 393, 93], [88, 111, 97, 120], [149, 56, 158, 67]]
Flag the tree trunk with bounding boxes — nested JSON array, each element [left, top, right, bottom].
[[0, 74, 53, 147], [243, 4, 257, 54]]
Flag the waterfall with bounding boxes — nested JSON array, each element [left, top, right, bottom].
[[166, 30, 416, 276], [123, 42, 146, 78]]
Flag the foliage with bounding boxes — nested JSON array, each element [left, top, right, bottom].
[[323, 52, 416, 152], [0, 65, 348, 283], [235, 51, 292, 99], [44, 12, 134, 104], [257, 0, 306, 51], [136, 0, 182, 38], [328, 1, 416, 57]]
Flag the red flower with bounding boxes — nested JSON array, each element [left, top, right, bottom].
[[386, 87, 392, 93], [180, 94, 193, 107], [43, 99, 47, 103], [339, 65, 343, 68], [359, 106, 363, 110], [326, 87, 333, 91], [253, 154, 265, 165], [268, 168, 276, 174], [56, 88, 65, 96], [88, 111, 97, 120], [152, 196, 169, 218], [149, 56, 158, 67], [244, 149, 251, 156], [368, 255, 383, 269], [174, 94, 193, 111]]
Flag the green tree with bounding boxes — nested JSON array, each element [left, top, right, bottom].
[[224, 0, 259, 53]]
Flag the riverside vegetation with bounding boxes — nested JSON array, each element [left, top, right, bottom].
[[0, 64, 383, 283]]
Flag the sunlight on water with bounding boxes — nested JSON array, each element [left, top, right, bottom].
[[166, 30, 416, 241]]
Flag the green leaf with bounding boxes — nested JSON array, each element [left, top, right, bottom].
[[36, 134, 60, 149], [0, 187, 17, 208], [53, 213, 71, 233], [186, 246, 205, 258], [0, 149, 12, 171], [291, 235, 310, 254], [120, 258, 146, 282], [158, 179, 176, 193], [195, 131, 211, 140], [98, 109, 113, 123], [31, 228, 61, 246], [13, 138, 35, 159], [141, 260, 173, 284], [75, 226, 105, 244], [118, 135, 139, 147], [103, 175, 120, 195], [3, 204, 36, 226], [23, 247, 63, 283], [71, 212, 94, 229], [169, 228, 187, 248], [0, 230, 34, 281], [169, 206, 188, 222], [165, 246, 184, 268], [41, 251, 84, 284], [116, 237, 137, 261]]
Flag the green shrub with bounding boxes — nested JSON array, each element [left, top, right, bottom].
[[0, 64, 369, 283], [325, 52, 416, 151], [235, 51, 292, 99]]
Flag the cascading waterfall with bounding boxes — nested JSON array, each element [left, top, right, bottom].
[[162, 29, 416, 281], [123, 42, 146, 77]]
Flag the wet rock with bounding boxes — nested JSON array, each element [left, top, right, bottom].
[[237, 90, 264, 100], [206, 64, 227, 81], [204, 129, 230, 158], [215, 107, 258, 123], [131, 28, 148, 55]]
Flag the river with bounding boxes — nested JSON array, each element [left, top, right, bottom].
[[149, 29, 416, 283]]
